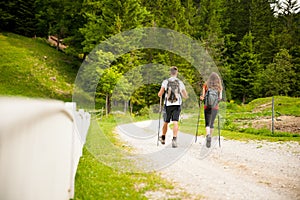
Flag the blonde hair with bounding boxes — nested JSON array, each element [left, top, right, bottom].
[[207, 72, 222, 92]]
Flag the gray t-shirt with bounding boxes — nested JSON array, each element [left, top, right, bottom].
[[162, 77, 185, 106]]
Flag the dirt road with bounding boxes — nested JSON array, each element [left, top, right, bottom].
[[116, 120, 300, 200]]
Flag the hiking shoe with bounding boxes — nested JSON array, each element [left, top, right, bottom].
[[172, 138, 177, 148], [206, 135, 211, 148], [159, 136, 165, 145]]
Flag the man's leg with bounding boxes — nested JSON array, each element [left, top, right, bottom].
[[159, 122, 168, 145], [171, 106, 181, 148], [172, 121, 178, 137], [162, 122, 168, 136], [160, 105, 171, 145]]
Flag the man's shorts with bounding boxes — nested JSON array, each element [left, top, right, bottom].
[[163, 105, 181, 123]]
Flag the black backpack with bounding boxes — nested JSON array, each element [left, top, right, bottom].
[[205, 88, 219, 108], [166, 79, 180, 103]]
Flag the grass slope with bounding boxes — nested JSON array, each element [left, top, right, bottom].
[[0, 32, 79, 101]]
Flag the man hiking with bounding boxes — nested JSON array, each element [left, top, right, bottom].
[[158, 66, 188, 148]]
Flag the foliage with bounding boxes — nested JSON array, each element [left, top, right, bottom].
[[0, 0, 37, 37], [1, 0, 300, 114], [230, 32, 262, 103], [258, 49, 296, 96]]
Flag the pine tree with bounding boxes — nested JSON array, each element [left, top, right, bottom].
[[0, 0, 16, 32], [259, 49, 296, 96], [0, 0, 37, 37], [230, 32, 262, 103], [61, 0, 86, 56], [250, 0, 275, 64], [223, 0, 251, 42], [80, 0, 151, 53], [273, 0, 300, 50], [35, 0, 74, 50]]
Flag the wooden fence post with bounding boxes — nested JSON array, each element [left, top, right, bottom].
[[272, 96, 274, 134]]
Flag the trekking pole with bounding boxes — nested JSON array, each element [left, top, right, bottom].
[[195, 98, 201, 143], [218, 113, 221, 147], [157, 96, 162, 146]]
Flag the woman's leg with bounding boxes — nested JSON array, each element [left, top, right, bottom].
[[209, 109, 218, 135], [204, 108, 211, 136]]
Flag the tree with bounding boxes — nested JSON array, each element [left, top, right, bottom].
[[0, 0, 37, 37], [36, 0, 69, 50], [60, 0, 86, 56], [0, 0, 16, 32], [259, 49, 296, 96], [97, 66, 122, 116], [223, 0, 251, 42], [272, 0, 300, 50], [289, 45, 300, 97], [250, 0, 276, 64], [230, 32, 262, 103], [80, 0, 151, 54]]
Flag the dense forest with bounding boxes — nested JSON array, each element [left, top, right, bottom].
[[1, 0, 299, 113]]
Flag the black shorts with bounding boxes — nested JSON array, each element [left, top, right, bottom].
[[163, 105, 181, 123]]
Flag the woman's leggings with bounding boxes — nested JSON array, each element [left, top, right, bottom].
[[204, 108, 218, 128]]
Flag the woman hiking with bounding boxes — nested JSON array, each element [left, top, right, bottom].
[[200, 72, 223, 148]]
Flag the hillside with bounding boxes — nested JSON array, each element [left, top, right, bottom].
[[0, 32, 79, 101]]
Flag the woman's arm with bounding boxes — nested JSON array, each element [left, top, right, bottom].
[[200, 85, 206, 101], [219, 89, 223, 100]]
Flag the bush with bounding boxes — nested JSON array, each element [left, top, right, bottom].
[[137, 107, 151, 116]]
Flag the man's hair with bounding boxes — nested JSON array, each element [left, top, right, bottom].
[[170, 66, 178, 75]]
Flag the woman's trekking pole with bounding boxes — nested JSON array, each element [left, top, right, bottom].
[[157, 96, 162, 146], [195, 99, 201, 143], [218, 113, 221, 147]]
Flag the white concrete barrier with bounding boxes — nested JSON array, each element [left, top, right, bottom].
[[0, 98, 90, 200]]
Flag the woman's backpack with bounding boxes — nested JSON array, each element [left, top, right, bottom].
[[205, 88, 219, 108]]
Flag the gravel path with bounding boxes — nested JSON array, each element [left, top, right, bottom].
[[116, 120, 300, 200]]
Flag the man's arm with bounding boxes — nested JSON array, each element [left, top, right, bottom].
[[181, 89, 188, 99], [158, 87, 165, 97]]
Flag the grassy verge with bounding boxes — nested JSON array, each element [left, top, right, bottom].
[[73, 115, 196, 200]]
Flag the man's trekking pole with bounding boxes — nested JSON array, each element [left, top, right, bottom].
[[157, 96, 162, 146], [218, 113, 221, 147], [195, 99, 201, 143]]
